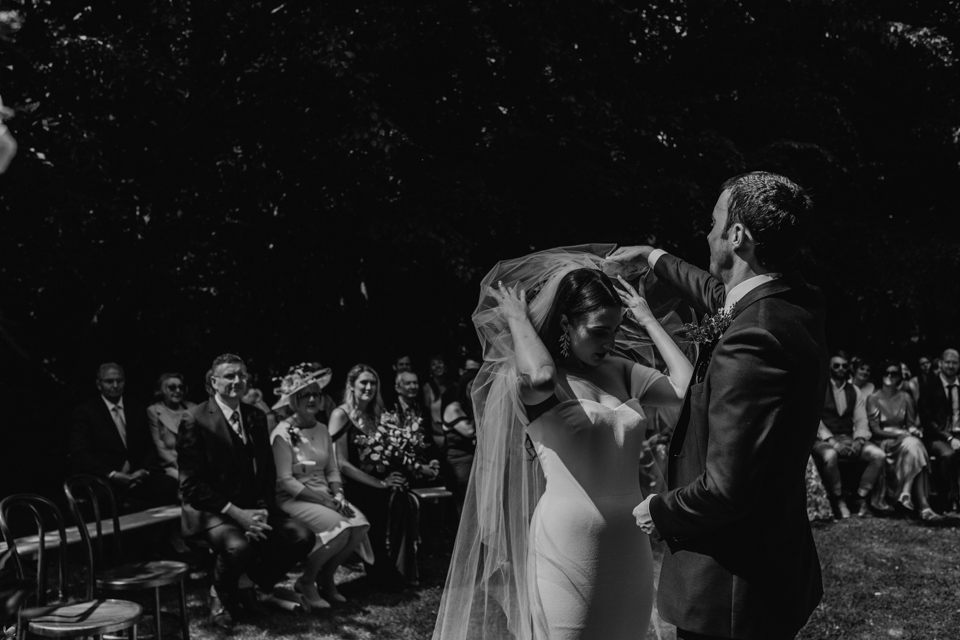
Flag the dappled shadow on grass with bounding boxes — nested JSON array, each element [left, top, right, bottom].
[[798, 515, 960, 640]]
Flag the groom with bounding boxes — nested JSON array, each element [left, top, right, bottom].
[[612, 172, 827, 640]]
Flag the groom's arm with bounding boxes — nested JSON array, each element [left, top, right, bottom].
[[648, 323, 791, 546], [650, 252, 725, 318]]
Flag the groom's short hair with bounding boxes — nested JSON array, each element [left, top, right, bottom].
[[721, 171, 813, 271]]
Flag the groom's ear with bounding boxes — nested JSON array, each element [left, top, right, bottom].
[[729, 222, 751, 248]]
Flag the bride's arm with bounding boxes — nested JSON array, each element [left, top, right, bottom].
[[488, 281, 556, 406], [616, 275, 692, 403]]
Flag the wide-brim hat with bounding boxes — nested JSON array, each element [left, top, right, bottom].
[[272, 366, 332, 410]]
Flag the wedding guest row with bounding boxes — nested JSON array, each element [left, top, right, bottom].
[[810, 348, 960, 521]]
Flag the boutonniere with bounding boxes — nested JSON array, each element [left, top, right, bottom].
[[682, 304, 736, 346]]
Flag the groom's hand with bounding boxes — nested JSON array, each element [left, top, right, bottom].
[[607, 245, 655, 264], [633, 495, 661, 541]]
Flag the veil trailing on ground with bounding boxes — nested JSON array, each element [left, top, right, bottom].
[[432, 244, 694, 640]]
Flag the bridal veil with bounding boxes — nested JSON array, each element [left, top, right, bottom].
[[432, 244, 692, 640]]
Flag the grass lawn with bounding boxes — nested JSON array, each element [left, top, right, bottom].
[[163, 514, 959, 640]]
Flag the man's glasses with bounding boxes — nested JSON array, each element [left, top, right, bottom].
[[830, 362, 849, 370]]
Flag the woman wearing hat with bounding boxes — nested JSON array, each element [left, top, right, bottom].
[[271, 362, 372, 609]]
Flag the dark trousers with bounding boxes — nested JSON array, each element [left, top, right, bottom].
[[204, 512, 314, 600], [926, 440, 960, 503]]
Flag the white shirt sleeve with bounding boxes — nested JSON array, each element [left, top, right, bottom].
[[648, 248, 668, 269]]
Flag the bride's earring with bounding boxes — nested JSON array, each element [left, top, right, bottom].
[[559, 332, 571, 357]]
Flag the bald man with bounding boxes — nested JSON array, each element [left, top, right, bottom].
[[918, 348, 960, 512]]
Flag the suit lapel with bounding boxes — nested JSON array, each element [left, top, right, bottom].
[[668, 274, 803, 468]]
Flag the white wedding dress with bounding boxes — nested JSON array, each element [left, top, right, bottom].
[[526, 372, 660, 640]]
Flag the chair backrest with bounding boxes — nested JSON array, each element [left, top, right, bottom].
[[0, 494, 72, 605], [63, 475, 123, 582]]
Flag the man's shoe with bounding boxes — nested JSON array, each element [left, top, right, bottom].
[[857, 503, 873, 518], [829, 497, 851, 520], [209, 593, 235, 631]]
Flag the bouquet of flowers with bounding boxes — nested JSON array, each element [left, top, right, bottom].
[[354, 410, 429, 479]]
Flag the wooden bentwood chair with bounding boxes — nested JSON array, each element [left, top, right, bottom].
[[63, 475, 189, 640], [0, 494, 143, 640]]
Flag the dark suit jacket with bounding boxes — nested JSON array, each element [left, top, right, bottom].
[[176, 398, 277, 537], [649, 254, 827, 639], [69, 396, 156, 477], [918, 374, 958, 444]]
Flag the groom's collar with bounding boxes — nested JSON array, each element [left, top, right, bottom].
[[729, 271, 807, 320], [723, 273, 781, 313]]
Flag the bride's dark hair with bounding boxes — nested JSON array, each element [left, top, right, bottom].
[[537, 268, 623, 358]]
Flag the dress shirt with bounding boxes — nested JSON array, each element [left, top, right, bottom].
[[647, 249, 780, 313], [101, 396, 131, 476], [939, 374, 960, 432], [215, 394, 245, 444], [214, 395, 248, 515], [817, 380, 870, 441]]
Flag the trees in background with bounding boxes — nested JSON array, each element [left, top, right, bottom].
[[1, 0, 958, 402]]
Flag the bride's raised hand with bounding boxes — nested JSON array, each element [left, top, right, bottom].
[[488, 280, 529, 323], [615, 275, 655, 326]]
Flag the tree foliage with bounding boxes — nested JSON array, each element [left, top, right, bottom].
[[1, 0, 958, 413]]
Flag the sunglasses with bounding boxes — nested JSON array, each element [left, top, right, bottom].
[[884, 370, 902, 377], [296, 391, 321, 400], [831, 362, 849, 369], [165, 384, 184, 391]]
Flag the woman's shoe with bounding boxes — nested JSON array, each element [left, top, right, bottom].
[[318, 575, 347, 604], [920, 508, 944, 522], [897, 493, 915, 512], [295, 578, 331, 611]]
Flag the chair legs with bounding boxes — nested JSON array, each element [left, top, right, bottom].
[[178, 580, 189, 640], [154, 587, 162, 640]]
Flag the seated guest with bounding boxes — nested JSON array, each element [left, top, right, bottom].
[[382, 354, 414, 407], [458, 353, 482, 376], [147, 372, 196, 480], [440, 368, 479, 512], [811, 353, 887, 519], [177, 353, 315, 629], [270, 362, 336, 424], [395, 370, 443, 480], [423, 354, 452, 452], [850, 357, 876, 397], [0, 93, 16, 174], [270, 363, 371, 609], [329, 365, 423, 588], [867, 361, 941, 521], [918, 348, 960, 513], [70, 362, 178, 511]]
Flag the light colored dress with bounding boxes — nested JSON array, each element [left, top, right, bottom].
[[525, 366, 662, 640], [271, 421, 373, 561], [866, 390, 929, 501], [147, 401, 196, 479]]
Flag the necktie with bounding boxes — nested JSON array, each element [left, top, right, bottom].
[[229, 411, 246, 444], [112, 405, 128, 448]]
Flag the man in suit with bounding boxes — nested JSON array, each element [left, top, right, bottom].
[[811, 352, 887, 519], [917, 348, 960, 512], [613, 172, 826, 639], [177, 354, 314, 629], [69, 362, 178, 510]]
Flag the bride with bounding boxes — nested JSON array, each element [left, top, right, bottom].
[[433, 245, 693, 640]]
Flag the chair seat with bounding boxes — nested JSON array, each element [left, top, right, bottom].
[[24, 598, 142, 637], [97, 560, 189, 591], [412, 487, 453, 502]]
